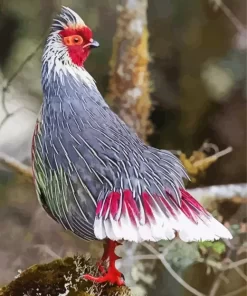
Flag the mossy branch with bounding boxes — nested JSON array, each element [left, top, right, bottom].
[[0, 256, 132, 296]]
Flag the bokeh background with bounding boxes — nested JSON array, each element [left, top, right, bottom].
[[0, 0, 246, 295]]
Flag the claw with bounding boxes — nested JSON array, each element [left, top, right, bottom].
[[83, 267, 125, 285]]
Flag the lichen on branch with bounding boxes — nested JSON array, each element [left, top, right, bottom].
[[178, 145, 233, 183], [107, 0, 152, 141]]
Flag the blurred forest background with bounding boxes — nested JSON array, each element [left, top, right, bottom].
[[0, 0, 246, 296]]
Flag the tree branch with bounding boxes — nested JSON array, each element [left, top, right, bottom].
[[209, 272, 224, 296], [197, 258, 247, 273], [210, 0, 245, 33], [0, 152, 33, 180], [188, 184, 247, 202], [0, 31, 47, 130]]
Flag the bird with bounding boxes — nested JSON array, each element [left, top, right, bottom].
[[32, 6, 232, 286]]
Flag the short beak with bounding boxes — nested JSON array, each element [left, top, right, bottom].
[[90, 40, 100, 49]]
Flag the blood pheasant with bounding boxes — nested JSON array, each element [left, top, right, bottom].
[[32, 7, 232, 285]]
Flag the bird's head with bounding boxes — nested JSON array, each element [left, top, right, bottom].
[[44, 7, 99, 68]]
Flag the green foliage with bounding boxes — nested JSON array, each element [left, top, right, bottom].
[[212, 242, 226, 254], [198, 241, 226, 255], [198, 240, 227, 264]]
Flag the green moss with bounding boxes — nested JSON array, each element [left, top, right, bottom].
[[0, 256, 132, 296]]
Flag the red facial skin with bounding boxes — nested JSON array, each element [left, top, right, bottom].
[[59, 26, 93, 66]]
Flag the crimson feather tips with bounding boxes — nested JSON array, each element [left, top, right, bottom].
[[94, 188, 233, 243]]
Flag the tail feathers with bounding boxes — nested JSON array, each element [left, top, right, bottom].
[[176, 212, 232, 242], [177, 189, 232, 241], [94, 189, 232, 242]]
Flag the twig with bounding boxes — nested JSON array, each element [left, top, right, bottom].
[[210, 0, 245, 33], [220, 286, 247, 296], [128, 250, 247, 294], [0, 152, 33, 179], [142, 242, 206, 296], [198, 258, 247, 272], [219, 2, 245, 33], [193, 147, 233, 168], [3, 38, 45, 91], [121, 254, 158, 262], [225, 259, 247, 283], [209, 273, 224, 296], [199, 141, 219, 154], [233, 264, 247, 283], [0, 32, 46, 129], [0, 106, 32, 130], [126, 255, 247, 282]]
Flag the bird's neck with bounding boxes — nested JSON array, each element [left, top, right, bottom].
[[41, 56, 98, 103], [42, 56, 95, 87]]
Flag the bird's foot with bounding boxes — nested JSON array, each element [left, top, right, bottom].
[[83, 239, 125, 286], [84, 266, 125, 285]]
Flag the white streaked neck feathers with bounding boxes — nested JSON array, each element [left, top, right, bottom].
[[42, 31, 96, 90]]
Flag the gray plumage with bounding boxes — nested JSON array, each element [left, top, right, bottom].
[[32, 7, 232, 243]]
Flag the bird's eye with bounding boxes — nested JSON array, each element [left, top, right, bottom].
[[63, 35, 84, 46]]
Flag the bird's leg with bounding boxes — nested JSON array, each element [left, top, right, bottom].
[[83, 240, 125, 285], [96, 240, 121, 274], [96, 241, 109, 274]]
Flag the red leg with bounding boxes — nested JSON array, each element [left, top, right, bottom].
[[83, 240, 125, 286], [96, 242, 109, 274]]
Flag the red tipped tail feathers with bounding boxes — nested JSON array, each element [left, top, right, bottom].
[[94, 188, 232, 242]]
